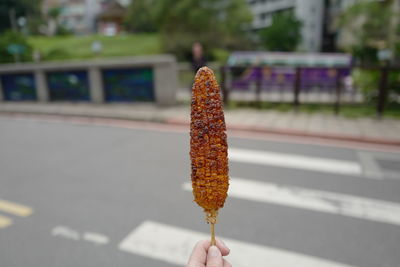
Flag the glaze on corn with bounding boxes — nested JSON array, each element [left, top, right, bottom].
[[190, 66, 229, 226]]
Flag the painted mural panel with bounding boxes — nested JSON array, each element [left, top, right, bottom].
[[47, 70, 90, 101], [1, 73, 36, 101], [102, 68, 154, 102]]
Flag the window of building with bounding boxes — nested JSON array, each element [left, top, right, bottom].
[[260, 12, 269, 21], [311, 5, 316, 13]]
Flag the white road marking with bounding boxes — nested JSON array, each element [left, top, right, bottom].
[[83, 232, 109, 245], [52, 226, 110, 246], [357, 151, 383, 179], [119, 220, 355, 267], [359, 151, 400, 180], [229, 148, 363, 176], [52, 226, 80, 241], [183, 178, 400, 226]]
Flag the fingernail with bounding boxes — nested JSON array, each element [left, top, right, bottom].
[[208, 246, 220, 258], [220, 239, 229, 250]]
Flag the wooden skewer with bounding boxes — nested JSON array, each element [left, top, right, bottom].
[[210, 223, 216, 246]]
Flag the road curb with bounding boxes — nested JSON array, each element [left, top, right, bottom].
[[166, 118, 400, 147], [1, 109, 400, 148]]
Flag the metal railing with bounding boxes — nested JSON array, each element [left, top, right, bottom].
[[219, 65, 400, 117]]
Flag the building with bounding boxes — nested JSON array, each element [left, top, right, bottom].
[[96, 0, 126, 36], [246, 0, 361, 53], [295, 0, 324, 52], [247, 0, 325, 52], [247, 0, 392, 53], [247, 0, 294, 30], [41, 0, 131, 34], [41, 0, 102, 34]]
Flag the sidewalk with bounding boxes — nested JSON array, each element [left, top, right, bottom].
[[0, 102, 399, 146]]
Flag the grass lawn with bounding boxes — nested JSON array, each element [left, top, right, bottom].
[[29, 33, 161, 61]]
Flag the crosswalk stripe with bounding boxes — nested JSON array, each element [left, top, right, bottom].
[[183, 178, 400, 226], [229, 148, 363, 176], [119, 220, 355, 267], [0, 199, 33, 217], [0, 215, 13, 228], [83, 232, 110, 245]]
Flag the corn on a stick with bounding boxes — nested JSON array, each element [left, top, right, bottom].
[[190, 66, 229, 245]]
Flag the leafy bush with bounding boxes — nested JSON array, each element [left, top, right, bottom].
[[0, 31, 33, 63], [350, 45, 378, 64], [352, 69, 380, 103], [388, 71, 400, 103], [353, 68, 400, 104], [41, 48, 71, 61], [55, 25, 73, 36]]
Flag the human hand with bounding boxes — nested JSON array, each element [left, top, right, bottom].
[[186, 239, 231, 267]]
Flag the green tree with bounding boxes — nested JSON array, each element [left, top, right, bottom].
[[46, 6, 72, 36], [341, 1, 400, 104], [338, 0, 399, 63], [259, 11, 302, 52], [156, 0, 253, 60], [124, 0, 159, 32], [0, 0, 43, 33]]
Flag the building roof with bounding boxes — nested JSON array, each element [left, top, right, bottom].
[[227, 51, 352, 67], [97, 0, 126, 19]]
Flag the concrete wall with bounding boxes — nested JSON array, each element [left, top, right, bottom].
[[0, 55, 178, 105]]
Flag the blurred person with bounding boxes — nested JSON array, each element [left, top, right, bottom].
[[191, 42, 207, 73], [187, 239, 231, 267]]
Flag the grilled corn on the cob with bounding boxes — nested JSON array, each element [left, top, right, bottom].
[[190, 66, 229, 244]]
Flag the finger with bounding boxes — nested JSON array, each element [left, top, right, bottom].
[[187, 238, 229, 266], [223, 259, 232, 267], [187, 240, 209, 267], [190, 239, 229, 258], [215, 239, 230, 256], [206, 246, 224, 267]]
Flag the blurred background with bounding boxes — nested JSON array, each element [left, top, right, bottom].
[[0, 0, 400, 266]]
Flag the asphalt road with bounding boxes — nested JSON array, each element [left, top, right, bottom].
[[0, 115, 399, 267]]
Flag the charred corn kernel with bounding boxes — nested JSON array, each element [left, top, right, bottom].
[[190, 66, 229, 224]]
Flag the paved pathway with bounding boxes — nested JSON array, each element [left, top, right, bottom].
[[0, 102, 399, 144]]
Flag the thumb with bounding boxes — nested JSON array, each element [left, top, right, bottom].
[[206, 246, 224, 267]]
